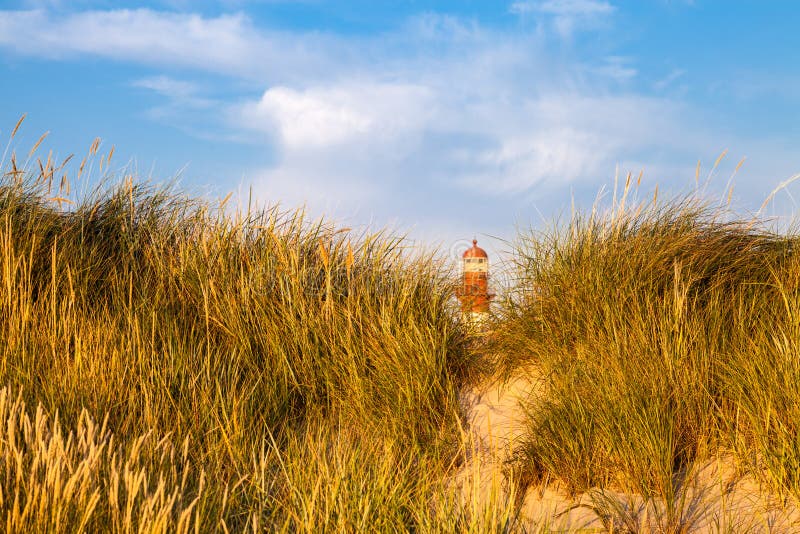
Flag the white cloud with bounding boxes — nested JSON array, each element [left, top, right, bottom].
[[20, 0, 65, 7], [510, 0, 615, 38], [3, 5, 794, 244], [509, 0, 615, 17], [132, 76, 218, 124], [238, 83, 434, 149], [211, 12, 719, 232], [257, 87, 372, 148], [134, 76, 202, 99], [533, 0, 615, 16], [0, 9, 258, 75], [0, 8, 340, 81], [592, 56, 637, 82], [653, 68, 687, 92], [240, 75, 705, 234], [452, 94, 694, 194], [460, 129, 609, 192]]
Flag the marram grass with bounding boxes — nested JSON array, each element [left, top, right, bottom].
[[493, 186, 800, 527], [7, 122, 800, 532], [0, 129, 528, 532]]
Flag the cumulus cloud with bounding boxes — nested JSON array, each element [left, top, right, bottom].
[[239, 83, 434, 149], [238, 75, 706, 235]]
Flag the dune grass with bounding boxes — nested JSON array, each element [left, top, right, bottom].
[[0, 123, 532, 532], [8, 119, 800, 532], [493, 182, 800, 528]]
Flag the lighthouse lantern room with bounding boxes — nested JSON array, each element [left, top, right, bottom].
[[457, 239, 494, 326]]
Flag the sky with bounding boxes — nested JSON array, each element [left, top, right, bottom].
[[1, 0, 799, 260]]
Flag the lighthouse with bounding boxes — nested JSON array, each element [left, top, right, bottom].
[[457, 239, 494, 327]]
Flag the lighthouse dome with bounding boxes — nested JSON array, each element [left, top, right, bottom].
[[463, 239, 488, 259]]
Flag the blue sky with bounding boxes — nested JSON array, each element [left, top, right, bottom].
[[1, 1, 799, 257]]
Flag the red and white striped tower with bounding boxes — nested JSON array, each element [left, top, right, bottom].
[[457, 239, 494, 326]]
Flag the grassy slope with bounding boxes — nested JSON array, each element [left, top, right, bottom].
[[0, 138, 523, 531], [7, 126, 800, 532], [493, 190, 800, 527]]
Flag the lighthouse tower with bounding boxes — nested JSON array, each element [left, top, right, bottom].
[[457, 239, 494, 327]]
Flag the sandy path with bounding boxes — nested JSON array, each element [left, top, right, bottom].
[[458, 371, 800, 533], [458, 371, 603, 531]]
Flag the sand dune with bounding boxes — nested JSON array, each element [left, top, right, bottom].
[[458, 371, 800, 533]]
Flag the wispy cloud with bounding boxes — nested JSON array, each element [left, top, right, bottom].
[[2, 4, 784, 245], [510, 0, 615, 37], [133, 76, 205, 101], [0, 7, 714, 222], [510, 0, 615, 16], [653, 68, 687, 91], [592, 56, 637, 83], [237, 75, 705, 233], [0, 8, 342, 82], [0, 10, 257, 75], [132, 75, 217, 125]]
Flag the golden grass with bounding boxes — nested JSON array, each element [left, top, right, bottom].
[[493, 182, 800, 530], [9, 118, 800, 532], [0, 121, 532, 532], [0, 387, 203, 532]]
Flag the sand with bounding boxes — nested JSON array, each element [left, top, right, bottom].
[[457, 370, 800, 533]]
